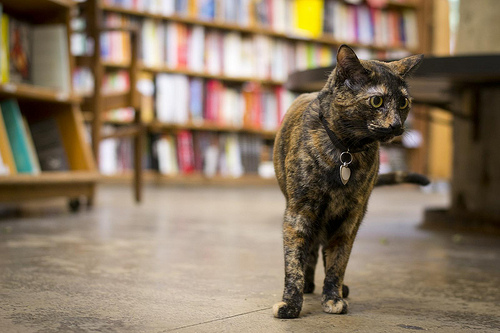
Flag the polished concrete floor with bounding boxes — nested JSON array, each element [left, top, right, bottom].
[[0, 185, 499, 332]]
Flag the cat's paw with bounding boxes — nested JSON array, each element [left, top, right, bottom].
[[322, 298, 348, 314], [273, 301, 301, 319]]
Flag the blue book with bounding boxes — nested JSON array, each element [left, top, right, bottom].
[[0, 99, 36, 173], [189, 78, 204, 123]]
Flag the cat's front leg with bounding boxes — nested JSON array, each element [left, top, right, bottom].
[[273, 209, 314, 319], [321, 216, 360, 315]]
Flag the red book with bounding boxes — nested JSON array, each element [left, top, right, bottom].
[[177, 130, 195, 174], [177, 24, 188, 68]]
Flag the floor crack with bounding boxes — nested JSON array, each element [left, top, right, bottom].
[[162, 307, 272, 332]]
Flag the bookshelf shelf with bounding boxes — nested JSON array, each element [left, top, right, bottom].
[[139, 65, 285, 86], [99, 3, 417, 53], [148, 121, 277, 139], [101, 171, 277, 186], [0, 171, 99, 185], [0, 83, 82, 104]]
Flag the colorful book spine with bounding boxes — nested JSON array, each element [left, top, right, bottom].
[[0, 99, 38, 174]]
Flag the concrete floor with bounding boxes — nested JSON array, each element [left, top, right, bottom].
[[0, 185, 499, 332]]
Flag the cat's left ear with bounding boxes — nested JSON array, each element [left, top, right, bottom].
[[390, 54, 424, 78]]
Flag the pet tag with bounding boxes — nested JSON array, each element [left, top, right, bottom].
[[339, 151, 353, 185]]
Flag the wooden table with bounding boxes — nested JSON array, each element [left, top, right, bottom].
[[286, 55, 500, 232]]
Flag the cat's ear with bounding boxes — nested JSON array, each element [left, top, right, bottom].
[[390, 54, 424, 78], [335, 45, 369, 86]]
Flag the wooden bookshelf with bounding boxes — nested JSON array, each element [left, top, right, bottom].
[[0, 0, 97, 210], [73, 0, 429, 188]]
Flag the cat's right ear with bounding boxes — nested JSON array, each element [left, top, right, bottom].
[[335, 45, 369, 87]]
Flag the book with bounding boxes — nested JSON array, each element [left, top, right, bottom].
[[176, 130, 195, 174], [0, 105, 16, 175], [32, 24, 71, 92], [28, 118, 69, 172], [1, 12, 9, 83], [8, 17, 31, 84], [0, 99, 38, 174], [294, 0, 324, 38]]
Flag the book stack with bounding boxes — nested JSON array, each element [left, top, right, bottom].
[[0, 9, 71, 92], [0, 99, 70, 175]]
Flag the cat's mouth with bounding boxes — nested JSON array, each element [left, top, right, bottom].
[[371, 126, 405, 142]]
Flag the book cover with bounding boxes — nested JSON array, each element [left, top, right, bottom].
[[294, 0, 324, 38], [9, 17, 31, 84], [189, 77, 204, 124], [0, 106, 16, 175], [22, 116, 41, 174], [0, 99, 37, 173], [32, 24, 71, 93], [1, 13, 9, 83], [29, 118, 69, 171], [176, 130, 195, 174]]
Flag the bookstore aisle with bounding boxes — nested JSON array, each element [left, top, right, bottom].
[[0, 185, 499, 332]]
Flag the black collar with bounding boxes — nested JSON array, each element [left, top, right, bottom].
[[318, 112, 370, 153]]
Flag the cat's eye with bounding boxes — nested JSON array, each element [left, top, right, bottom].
[[370, 96, 383, 108], [399, 97, 409, 109]]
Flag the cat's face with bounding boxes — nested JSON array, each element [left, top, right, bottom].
[[327, 45, 423, 143]]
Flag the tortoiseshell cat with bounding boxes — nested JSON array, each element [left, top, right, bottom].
[[273, 45, 427, 319]]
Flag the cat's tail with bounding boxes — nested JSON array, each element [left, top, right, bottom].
[[375, 171, 430, 187]]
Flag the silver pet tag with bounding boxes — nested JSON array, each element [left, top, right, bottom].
[[340, 164, 351, 185], [339, 151, 353, 185]]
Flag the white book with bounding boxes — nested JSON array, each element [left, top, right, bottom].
[[32, 25, 70, 93], [166, 22, 179, 68], [161, 0, 175, 16], [99, 138, 118, 175], [205, 31, 222, 75], [188, 26, 205, 72], [173, 75, 189, 124], [240, 37, 255, 78], [403, 10, 419, 50], [254, 35, 271, 79], [141, 19, 156, 67], [157, 136, 178, 176], [357, 6, 372, 45], [155, 74, 175, 123], [272, 0, 286, 32], [156, 23, 166, 67], [223, 32, 242, 77]]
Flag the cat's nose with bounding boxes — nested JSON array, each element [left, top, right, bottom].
[[389, 124, 404, 135]]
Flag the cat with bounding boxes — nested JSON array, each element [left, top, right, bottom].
[[272, 45, 426, 319]]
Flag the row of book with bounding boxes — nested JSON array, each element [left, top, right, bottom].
[[0, 7, 71, 92], [324, 1, 419, 50], [138, 18, 335, 79], [155, 74, 297, 130], [99, 130, 269, 178], [100, 0, 419, 49], [0, 99, 69, 176]]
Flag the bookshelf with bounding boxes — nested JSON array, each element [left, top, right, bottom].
[[72, 0, 428, 186], [0, 0, 97, 210], [74, 0, 143, 201]]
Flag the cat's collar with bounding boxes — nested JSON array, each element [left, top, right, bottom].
[[318, 112, 370, 154]]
